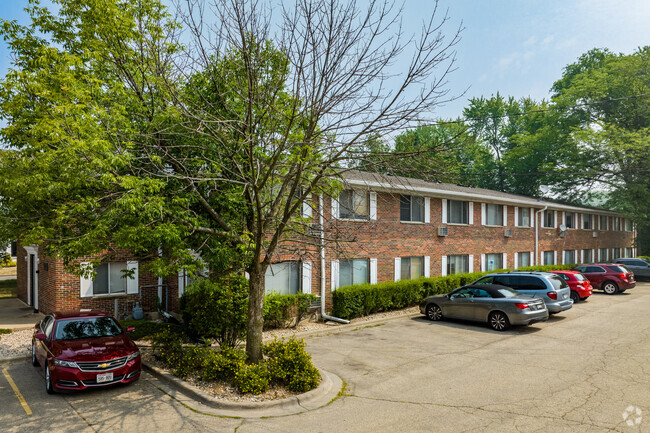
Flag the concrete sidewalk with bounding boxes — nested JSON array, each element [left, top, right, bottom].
[[0, 298, 43, 330]]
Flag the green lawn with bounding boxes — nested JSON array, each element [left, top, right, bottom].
[[0, 266, 17, 277], [0, 279, 17, 298]]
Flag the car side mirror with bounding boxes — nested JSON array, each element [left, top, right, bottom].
[[35, 333, 47, 341], [126, 326, 135, 333]]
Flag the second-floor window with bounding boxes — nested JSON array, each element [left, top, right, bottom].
[[517, 208, 530, 227], [599, 215, 608, 230], [543, 210, 554, 228], [339, 190, 368, 220], [565, 212, 575, 229], [582, 214, 593, 230], [625, 219, 633, 232], [448, 200, 469, 224], [400, 195, 424, 222], [486, 204, 503, 226]]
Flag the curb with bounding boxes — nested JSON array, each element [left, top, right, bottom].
[[142, 362, 343, 417], [0, 354, 30, 363]]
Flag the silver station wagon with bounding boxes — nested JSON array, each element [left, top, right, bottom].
[[473, 272, 573, 314], [420, 283, 549, 331]]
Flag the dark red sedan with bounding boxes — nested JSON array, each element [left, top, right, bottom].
[[548, 270, 593, 302], [32, 310, 141, 394]]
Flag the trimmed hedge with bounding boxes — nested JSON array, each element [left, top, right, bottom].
[[263, 293, 317, 329], [332, 265, 575, 320]]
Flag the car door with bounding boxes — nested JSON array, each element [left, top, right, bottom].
[[36, 315, 54, 367], [445, 287, 476, 320], [468, 288, 494, 321], [578, 266, 606, 289]]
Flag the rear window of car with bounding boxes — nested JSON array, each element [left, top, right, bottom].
[[548, 275, 569, 290], [574, 273, 587, 281], [606, 265, 628, 273], [54, 317, 123, 341], [496, 287, 519, 298]]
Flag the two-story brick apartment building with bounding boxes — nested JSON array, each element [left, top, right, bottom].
[[16, 170, 636, 316]]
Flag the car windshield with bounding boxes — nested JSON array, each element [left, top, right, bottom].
[[496, 287, 519, 298], [54, 317, 123, 341], [606, 265, 629, 273], [574, 273, 587, 281]]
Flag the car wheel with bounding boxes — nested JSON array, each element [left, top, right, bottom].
[[489, 311, 510, 331], [31, 342, 39, 367], [45, 365, 55, 395], [570, 291, 580, 303], [602, 281, 618, 295], [425, 304, 443, 321]]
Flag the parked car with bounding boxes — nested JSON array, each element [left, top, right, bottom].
[[472, 271, 573, 314], [32, 310, 141, 394], [548, 270, 593, 302], [615, 258, 650, 281], [572, 264, 636, 294], [420, 283, 549, 331]]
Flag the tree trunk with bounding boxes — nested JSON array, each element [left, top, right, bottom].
[[246, 264, 265, 363]]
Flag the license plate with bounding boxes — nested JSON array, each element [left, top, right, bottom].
[[96, 372, 113, 383]]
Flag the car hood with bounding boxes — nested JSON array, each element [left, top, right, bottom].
[[51, 335, 138, 361]]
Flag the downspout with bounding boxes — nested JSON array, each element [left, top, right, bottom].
[[535, 206, 548, 266], [319, 194, 350, 324]]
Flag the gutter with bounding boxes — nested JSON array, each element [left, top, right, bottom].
[[319, 194, 350, 324], [535, 206, 548, 265]]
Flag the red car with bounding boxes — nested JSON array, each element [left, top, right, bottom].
[[573, 264, 636, 295], [32, 310, 141, 394], [548, 270, 593, 302]]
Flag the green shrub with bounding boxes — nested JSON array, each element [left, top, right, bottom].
[[180, 276, 248, 348], [332, 266, 576, 320], [119, 319, 175, 341], [264, 337, 320, 392], [201, 347, 247, 381], [233, 362, 270, 394], [151, 326, 187, 367], [639, 256, 650, 262], [263, 293, 317, 329]]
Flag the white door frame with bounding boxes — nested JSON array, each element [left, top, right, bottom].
[[23, 245, 39, 310]]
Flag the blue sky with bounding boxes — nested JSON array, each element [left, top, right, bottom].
[[1, 0, 649, 120]]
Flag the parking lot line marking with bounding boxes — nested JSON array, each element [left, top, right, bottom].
[[2, 367, 32, 415]]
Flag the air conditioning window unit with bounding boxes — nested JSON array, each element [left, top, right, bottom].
[[592, 231, 598, 238], [437, 226, 448, 237], [504, 229, 513, 237]]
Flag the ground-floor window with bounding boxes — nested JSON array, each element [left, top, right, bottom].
[[93, 262, 127, 295], [447, 255, 469, 275], [339, 259, 369, 287], [401, 256, 424, 280], [599, 248, 609, 262], [543, 251, 554, 265], [612, 248, 621, 260], [517, 252, 531, 268], [563, 250, 576, 265], [485, 253, 503, 271], [265, 261, 300, 295], [582, 249, 593, 264], [625, 247, 633, 258]]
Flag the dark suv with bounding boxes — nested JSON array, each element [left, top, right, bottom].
[[573, 264, 636, 294], [615, 258, 650, 281], [472, 271, 573, 314]]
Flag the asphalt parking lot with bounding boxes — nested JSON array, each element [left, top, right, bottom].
[[2, 283, 650, 432]]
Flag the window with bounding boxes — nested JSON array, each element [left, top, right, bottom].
[[543, 251, 554, 265], [517, 208, 530, 227], [599, 248, 609, 262], [625, 219, 633, 232], [486, 204, 503, 226], [613, 248, 621, 260], [582, 214, 593, 230], [599, 215, 608, 230], [401, 256, 424, 280], [485, 253, 503, 271], [400, 195, 424, 222], [447, 255, 469, 275], [563, 250, 576, 265], [582, 249, 593, 264], [339, 259, 369, 287], [448, 200, 469, 224], [41, 316, 54, 340], [265, 261, 300, 295], [93, 262, 127, 295], [613, 217, 621, 231], [625, 247, 633, 258], [339, 190, 368, 220], [543, 210, 554, 228], [565, 212, 575, 229], [517, 252, 531, 268]]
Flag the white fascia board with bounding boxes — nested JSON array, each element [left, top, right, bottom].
[[344, 179, 619, 216]]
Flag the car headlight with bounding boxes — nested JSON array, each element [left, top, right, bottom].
[[54, 358, 78, 368], [127, 351, 140, 361]]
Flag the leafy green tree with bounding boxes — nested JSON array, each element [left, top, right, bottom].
[[0, 0, 462, 363]]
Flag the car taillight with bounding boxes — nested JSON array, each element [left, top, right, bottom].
[[514, 303, 529, 310], [547, 291, 557, 300], [619, 273, 628, 281]]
